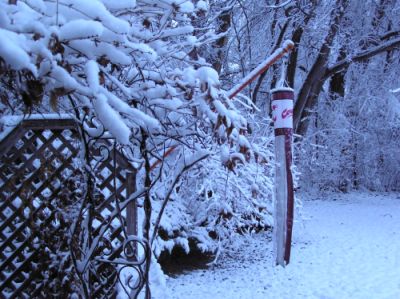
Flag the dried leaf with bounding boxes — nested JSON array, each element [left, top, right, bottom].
[[226, 125, 234, 138], [26, 79, 44, 104], [48, 35, 64, 55], [99, 71, 105, 85]]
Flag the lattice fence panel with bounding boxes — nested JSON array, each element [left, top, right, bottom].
[[0, 119, 137, 299]]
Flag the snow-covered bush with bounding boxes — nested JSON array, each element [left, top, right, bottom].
[[152, 117, 276, 258]]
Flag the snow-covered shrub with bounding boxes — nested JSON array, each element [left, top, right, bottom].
[[152, 115, 276, 259]]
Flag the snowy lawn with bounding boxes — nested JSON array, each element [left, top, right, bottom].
[[166, 193, 400, 299]]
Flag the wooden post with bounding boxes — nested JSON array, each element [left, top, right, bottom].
[[126, 171, 137, 257], [271, 87, 294, 266]]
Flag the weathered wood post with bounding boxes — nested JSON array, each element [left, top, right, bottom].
[[271, 87, 294, 266], [126, 171, 137, 239]]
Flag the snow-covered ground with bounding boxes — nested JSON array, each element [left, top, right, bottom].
[[167, 193, 400, 299]]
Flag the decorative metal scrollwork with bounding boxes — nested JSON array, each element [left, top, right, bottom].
[[116, 236, 150, 298], [71, 114, 151, 298]]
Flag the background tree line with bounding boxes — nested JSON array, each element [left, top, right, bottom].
[[206, 0, 400, 192]]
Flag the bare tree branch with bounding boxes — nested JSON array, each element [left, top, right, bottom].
[[325, 37, 400, 78], [151, 151, 209, 245]]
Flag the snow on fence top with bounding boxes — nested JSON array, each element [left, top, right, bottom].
[[0, 113, 73, 142]]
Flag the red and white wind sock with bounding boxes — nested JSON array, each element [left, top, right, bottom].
[[271, 88, 294, 266]]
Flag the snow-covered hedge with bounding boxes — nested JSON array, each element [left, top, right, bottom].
[[152, 127, 276, 258]]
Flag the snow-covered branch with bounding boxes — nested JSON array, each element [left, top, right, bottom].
[[151, 150, 210, 244], [326, 37, 400, 77]]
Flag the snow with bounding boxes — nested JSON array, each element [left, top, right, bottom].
[[266, 0, 293, 9], [167, 192, 400, 299], [149, 98, 183, 111], [177, 1, 195, 13], [196, 1, 208, 11], [68, 40, 131, 65], [0, 113, 74, 140], [161, 26, 194, 38], [85, 60, 100, 92], [25, 0, 46, 13], [181, 67, 197, 85], [58, 20, 104, 41], [101, 89, 160, 131], [60, 0, 130, 34], [93, 94, 131, 144], [270, 87, 294, 93], [196, 66, 219, 86], [0, 28, 37, 75], [220, 145, 230, 163], [51, 63, 90, 94], [102, 0, 136, 10]]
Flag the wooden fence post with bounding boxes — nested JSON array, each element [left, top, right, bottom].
[[126, 171, 137, 247], [271, 87, 294, 266]]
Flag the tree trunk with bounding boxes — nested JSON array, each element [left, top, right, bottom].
[[329, 47, 347, 98], [294, 0, 349, 136], [285, 0, 317, 88], [286, 26, 303, 89], [212, 9, 232, 74]]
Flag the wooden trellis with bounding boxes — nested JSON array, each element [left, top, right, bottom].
[[0, 117, 140, 298]]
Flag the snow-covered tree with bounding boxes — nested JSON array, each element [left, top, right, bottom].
[[295, 0, 400, 192]]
